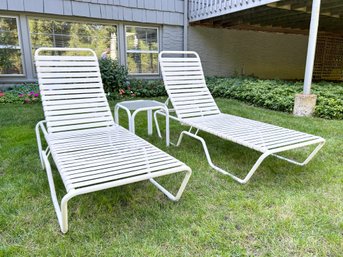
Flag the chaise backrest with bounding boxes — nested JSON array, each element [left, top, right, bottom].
[[35, 47, 114, 134], [159, 51, 220, 120]]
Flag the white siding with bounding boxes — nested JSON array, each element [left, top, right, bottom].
[[162, 25, 184, 51], [1, 0, 185, 26], [0, 1, 187, 83]]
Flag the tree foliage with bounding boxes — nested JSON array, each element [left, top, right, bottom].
[[28, 18, 117, 58], [0, 17, 22, 74]]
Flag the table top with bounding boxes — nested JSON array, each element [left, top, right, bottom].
[[116, 100, 166, 111]]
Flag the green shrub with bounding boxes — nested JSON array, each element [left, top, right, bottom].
[[2, 76, 342, 120], [117, 79, 166, 98], [98, 58, 129, 96], [206, 77, 343, 119], [0, 83, 40, 104], [97, 58, 165, 99], [315, 97, 343, 120]]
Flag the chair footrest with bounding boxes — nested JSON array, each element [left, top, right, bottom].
[[183, 114, 324, 152]]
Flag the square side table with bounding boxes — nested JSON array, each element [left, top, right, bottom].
[[114, 100, 170, 146]]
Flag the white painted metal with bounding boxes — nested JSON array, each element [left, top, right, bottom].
[[189, 0, 281, 22], [158, 51, 325, 184], [35, 48, 191, 233], [303, 0, 322, 95], [184, 0, 188, 51], [114, 100, 170, 146], [147, 110, 153, 135]]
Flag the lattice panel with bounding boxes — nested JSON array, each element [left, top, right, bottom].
[[314, 34, 343, 81]]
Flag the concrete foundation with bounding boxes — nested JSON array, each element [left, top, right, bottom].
[[293, 94, 317, 117]]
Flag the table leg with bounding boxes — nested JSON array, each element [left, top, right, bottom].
[[130, 117, 135, 134], [114, 105, 119, 125], [147, 110, 153, 135], [165, 108, 170, 147]]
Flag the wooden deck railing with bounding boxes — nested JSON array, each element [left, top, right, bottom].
[[189, 0, 281, 22]]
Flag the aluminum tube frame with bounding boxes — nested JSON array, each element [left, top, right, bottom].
[[154, 110, 325, 184], [40, 144, 191, 233], [35, 120, 48, 169], [37, 119, 190, 233]]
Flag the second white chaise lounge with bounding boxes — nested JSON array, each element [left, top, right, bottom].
[[156, 51, 325, 184]]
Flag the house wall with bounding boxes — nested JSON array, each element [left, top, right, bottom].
[[1, 0, 185, 26], [188, 26, 309, 80], [162, 25, 184, 51], [1, 1, 312, 84], [0, 1, 185, 84]]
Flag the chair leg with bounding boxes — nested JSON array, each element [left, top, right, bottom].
[[154, 110, 183, 146], [35, 123, 45, 169], [60, 192, 77, 234], [154, 110, 163, 139], [42, 151, 75, 233], [149, 168, 192, 201], [175, 130, 271, 184], [176, 130, 325, 184], [271, 141, 325, 166]]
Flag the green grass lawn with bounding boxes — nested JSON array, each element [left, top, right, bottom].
[[1, 98, 342, 256]]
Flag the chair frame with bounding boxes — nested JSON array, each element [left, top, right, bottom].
[[35, 48, 192, 233], [155, 51, 325, 184]]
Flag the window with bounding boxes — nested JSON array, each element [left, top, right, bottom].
[[0, 16, 24, 75], [28, 18, 118, 60], [126, 26, 159, 75]]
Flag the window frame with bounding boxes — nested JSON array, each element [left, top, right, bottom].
[[0, 14, 25, 77], [27, 15, 119, 77], [125, 25, 159, 76]]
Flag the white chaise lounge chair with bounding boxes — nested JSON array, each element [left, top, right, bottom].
[[156, 51, 325, 184], [34, 48, 191, 233]]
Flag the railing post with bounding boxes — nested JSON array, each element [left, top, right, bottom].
[[189, 0, 280, 22], [200, 0, 202, 17]]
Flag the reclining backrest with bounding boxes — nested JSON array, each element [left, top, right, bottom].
[[159, 51, 220, 120], [35, 47, 114, 134]]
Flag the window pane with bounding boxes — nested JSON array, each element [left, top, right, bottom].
[[126, 26, 159, 74], [0, 16, 23, 75], [127, 53, 158, 74], [126, 27, 158, 51], [28, 18, 118, 59]]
